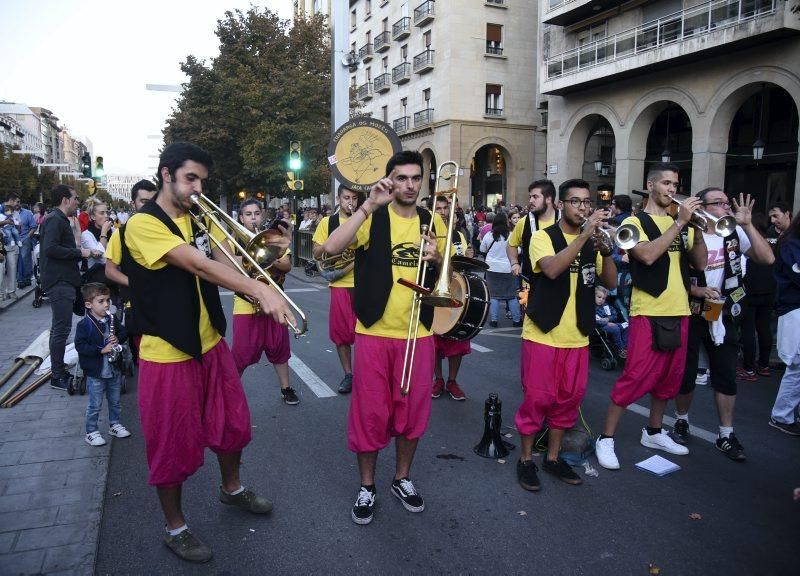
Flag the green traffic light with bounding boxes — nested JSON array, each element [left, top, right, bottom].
[[289, 158, 301, 170]]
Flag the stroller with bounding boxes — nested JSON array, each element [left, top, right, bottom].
[[589, 328, 621, 370]]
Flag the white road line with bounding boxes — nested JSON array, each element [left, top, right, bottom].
[[470, 342, 492, 353], [219, 291, 234, 296], [627, 403, 718, 444], [288, 356, 337, 398], [283, 288, 321, 293]]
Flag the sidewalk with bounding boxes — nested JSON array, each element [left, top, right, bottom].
[[0, 289, 107, 576]]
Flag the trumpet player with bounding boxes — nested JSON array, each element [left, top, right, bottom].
[[670, 189, 774, 461], [507, 180, 559, 281], [515, 179, 617, 490], [596, 163, 707, 471], [311, 185, 361, 394], [321, 151, 447, 526], [124, 143, 290, 563], [232, 198, 298, 405]]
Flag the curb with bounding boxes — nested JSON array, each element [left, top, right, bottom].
[[0, 283, 35, 313]]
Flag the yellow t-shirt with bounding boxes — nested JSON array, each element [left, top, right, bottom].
[[106, 230, 121, 265], [354, 207, 448, 339], [124, 212, 227, 363], [312, 215, 355, 288], [508, 214, 556, 248], [232, 249, 291, 315], [522, 229, 604, 348], [623, 214, 694, 317]]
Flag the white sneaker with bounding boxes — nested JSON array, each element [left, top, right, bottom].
[[695, 371, 709, 386], [109, 424, 131, 438], [595, 436, 620, 469], [640, 428, 689, 455], [85, 431, 107, 447]]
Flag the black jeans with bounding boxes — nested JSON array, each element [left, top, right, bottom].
[[740, 293, 774, 371], [48, 281, 76, 380]]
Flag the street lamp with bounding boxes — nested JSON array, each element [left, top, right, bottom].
[[753, 84, 767, 161]]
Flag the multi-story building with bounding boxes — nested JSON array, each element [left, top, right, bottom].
[[540, 0, 800, 212], [106, 174, 153, 204], [294, 0, 332, 19], [30, 107, 63, 166], [0, 102, 45, 164], [0, 114, 26, 149], [349, 0, 545, 208]]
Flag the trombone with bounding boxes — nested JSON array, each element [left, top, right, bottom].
[[669, 195, 737, 237], [188, 193, 307, 337]]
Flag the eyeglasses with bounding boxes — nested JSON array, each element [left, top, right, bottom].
[[565, 198, 594, 208], [703, 201, 731, 208]]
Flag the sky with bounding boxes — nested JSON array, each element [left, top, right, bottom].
[[0, 0, 294, 176]]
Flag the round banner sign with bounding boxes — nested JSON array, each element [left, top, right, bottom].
[[328, 117, 402, 192]]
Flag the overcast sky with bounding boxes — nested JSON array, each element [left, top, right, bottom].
[[0, 0, 293, 176]]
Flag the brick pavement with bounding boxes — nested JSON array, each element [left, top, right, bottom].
[[0, 289, 107, 576]]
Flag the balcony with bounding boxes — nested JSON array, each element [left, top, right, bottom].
[[486, 0, 505, 5], [357, 82, 373, 101], [393, 116, 411, 133], [486, 42, 504, 56], [413, 108, 434, 127], [544, 0, 627, 27], [358, 43, 373, 63], [392, 16, 411, 40], [485, 107, 504, 117], [392, 61, 412, 84], [542, 0, 793, 95], [412, 49, 435, 74], [374, 30, 390, 52], [414, 1, 435, 27], [374, 72, 391, 93]]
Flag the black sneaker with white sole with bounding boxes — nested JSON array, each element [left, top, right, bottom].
[[768, 418, 800, 436], [669, 418, 691, 445], [716, 433, 746, 462], [281, 387, 299, 405], [391, 478, 425, 513], [351, 486, 376, 525]]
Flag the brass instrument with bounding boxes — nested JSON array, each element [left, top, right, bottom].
[[188, 193, 307, 337], [399, 224, 430, 396], [669, 195, 737, 237], [315, 201, 357, 280], [579, 214, 614, 254], [614, 224, 641, 250], [106, 311, 123, 365]]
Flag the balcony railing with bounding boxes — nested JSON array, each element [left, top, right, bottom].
[[357, 82, 373, 101], [358, 43, 373, 62], [547, 0, 581, 12], [392, 16, 411, 40], [393, 116, 410, 133], [485, 107, 504, 117], [374, 72, 391, 93], [486, 0, 505, 4], [545, 0, 776, 80], [392, 61, 412, 83], [413, 49, 435, 73], [374, 30, 390, 52], [486, 43, 504, 55], [414, 108, 434, 127], [414, 1, 435, 26]]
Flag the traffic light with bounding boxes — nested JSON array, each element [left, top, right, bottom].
[[292, 180, 304, 191], [87, 180, 96, 195], [81, 153, 92, 178], [285, 171, 304, 191], [94, 156, 105, 179], [288, 141, 302, 171]]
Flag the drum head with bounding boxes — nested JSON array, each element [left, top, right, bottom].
[[432, 274, 467, 335], [452, 255, 490, 272]]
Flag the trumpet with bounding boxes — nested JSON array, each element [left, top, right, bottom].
[[614, 223, 640, 250], [188, 193, 307, 337], [669, 195, 737, 237], [580, 214, 615, 254], [316, 248, 355, 273]]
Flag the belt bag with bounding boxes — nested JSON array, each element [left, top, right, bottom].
[[649, 316, 682, 351]]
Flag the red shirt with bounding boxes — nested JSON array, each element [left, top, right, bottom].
[[78, 211, 89, 232]]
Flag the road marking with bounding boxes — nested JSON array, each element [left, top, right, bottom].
[[478, 331, 521, 339], [470, 342, 492, 353], [288, 357, 336, 398], [284, 288, 321, 293], [627, 403, 718, 444]]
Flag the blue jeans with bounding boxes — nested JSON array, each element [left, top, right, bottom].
[[601, 323, 628, 350], [490, 298, 521, 322], [17, 236, 34, 283], [85, 375, 121, 434]]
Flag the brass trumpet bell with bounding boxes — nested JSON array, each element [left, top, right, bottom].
[[242, 229, 286, 277], [615, 224, 640, 250]]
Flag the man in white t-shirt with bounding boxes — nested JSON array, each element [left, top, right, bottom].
[[670, 188, 774, 461]]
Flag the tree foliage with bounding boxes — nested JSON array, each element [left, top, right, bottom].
[[0, 143, 92, 206], [163, 8, 332, 202]]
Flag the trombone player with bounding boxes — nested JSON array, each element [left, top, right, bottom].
[[124, 143, 291, 563], [312, 184, 361, 394], [321, 151, 447, 526]]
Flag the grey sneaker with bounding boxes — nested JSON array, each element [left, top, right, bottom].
[[768, 418, 800, 436], [219, 487, 273, 514], [163, 529, 212, 563], [338, 374, 353, 394]]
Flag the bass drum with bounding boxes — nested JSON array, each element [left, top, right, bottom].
[[432, 272, 489, 341]]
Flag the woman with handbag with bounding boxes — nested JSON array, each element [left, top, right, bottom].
[[480, 212, 522, 328]]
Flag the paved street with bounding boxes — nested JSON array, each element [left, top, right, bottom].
[[1, 272, 798, 575]]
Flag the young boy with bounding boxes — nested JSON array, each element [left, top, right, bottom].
[[595, 286, 628, 358], [75, 282, 131, 446]]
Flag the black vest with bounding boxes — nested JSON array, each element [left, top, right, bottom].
[[329, 213, 341, 234], [520, 211, 559, 280], [527, 225, 597, 336], [123, 200, 227, 361], [354, 206, 434, 330], [629, 211, 690, 297]]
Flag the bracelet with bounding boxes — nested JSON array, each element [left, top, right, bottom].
[[358, 205, 371, 220], [100, 235, 108, 240], [510, 262, 520, 267]]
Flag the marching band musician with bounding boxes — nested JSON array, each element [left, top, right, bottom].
[[123, 142, 290, 563], [311, 184, 361, 394], [231, 198, 299, 405], [507, 180, 559, 281], [515, 179, 617, 491], [321, 151, 448, 526], [432, 194, 473, 401]]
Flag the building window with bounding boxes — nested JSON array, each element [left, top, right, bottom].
[[401, 2, 408, 17], [351, 76, 357, 88], [486, 84, 503, 115], [366, 67, 372, 81], [351, 41, 357, 55], [423, 30, 432, 48], [366, 31, 371, 43], [576, 22, 606, 47], [401, 44, 408, 61], [366, 0, 372, 16], [486, 24, 503, 55], [351, 9, 357, 29], [401, 97, 408, 115], [423, 88, 431, 103], [382, 105, 388, 122], [382, 17, 389, 32], [382, 56, 389, 70]]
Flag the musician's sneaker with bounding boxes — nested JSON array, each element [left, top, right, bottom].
[[595, 436, 620, 470], [716, 433, 746, 462], [109, 423, 131, 438], [668, 418, 690, 445], [446, 379, 466, 401], [338, 374, 353, 394], [85, 431, 106, 447], [432, 378, 445, 398], [542, 457, 582, 485], [281, 387, 300, 405], [219, 487, 273, 514], [163, 528, 212, 563], [351, 486, 376, 525], [391, 478, 425, 513], [640, 428, 689, 455], [516, 458, 541, 492]]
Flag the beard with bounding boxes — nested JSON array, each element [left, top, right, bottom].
[[532, 203, 547, 217]]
